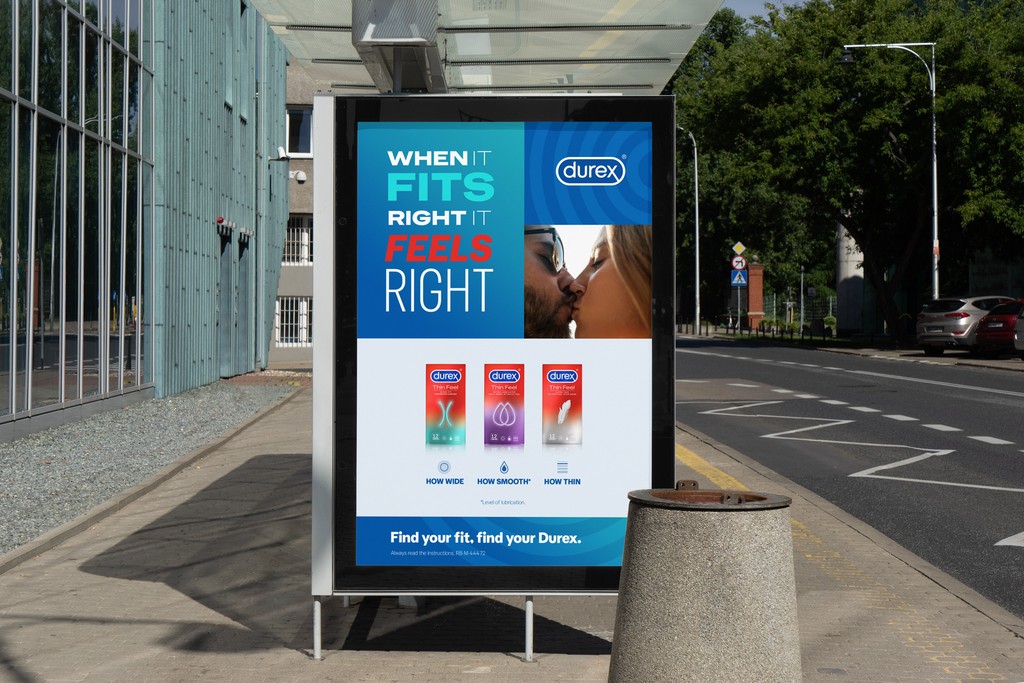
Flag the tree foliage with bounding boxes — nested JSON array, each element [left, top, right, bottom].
[[673, 0, 1024, 340]]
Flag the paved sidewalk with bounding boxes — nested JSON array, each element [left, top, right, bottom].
[[1, 381, 1023, 682]]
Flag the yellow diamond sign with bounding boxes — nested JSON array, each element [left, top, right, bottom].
[[733, 241, 746, 255]]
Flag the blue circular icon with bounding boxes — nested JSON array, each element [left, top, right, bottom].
[[438, 461, 451, 474]]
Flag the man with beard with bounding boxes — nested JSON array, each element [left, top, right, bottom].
[[524, 225, 575, 338]]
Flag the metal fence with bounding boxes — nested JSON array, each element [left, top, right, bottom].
[[761, 292, 835, 329]]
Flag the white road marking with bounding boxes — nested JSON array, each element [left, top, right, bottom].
[[823, 367, 843, 371], [996, 532, 1024, 547], [795, 394, 818, 399], [801, 364, 820, 367], [697, 402, 1024, 496], [677, 349, 1024, 398], [847, 369, 1024, 399], [885, 414, 918, 422], [676, 348, 1024, 494], [968, 436, 1015, 445], [677, 379, 710, 383], [851, 452, 1024, 494], [821, 399, 848, 405], [728, 383, 760, 388], [923, 424, 961, 432], [702, 402, 857, 440]]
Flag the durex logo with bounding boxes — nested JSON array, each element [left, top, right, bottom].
[[547, 370, 578, 383], [489, 369, 521, 383], [555, 157, 626, 187], [430, 369, 462, 383]]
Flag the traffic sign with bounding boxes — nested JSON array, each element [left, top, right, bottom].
[[731, 255, 747, 270], [732, 241, 746, 255], [731, 269, 748, 287]]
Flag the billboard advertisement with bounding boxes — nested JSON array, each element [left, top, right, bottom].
[[314, 96, 675, 593]]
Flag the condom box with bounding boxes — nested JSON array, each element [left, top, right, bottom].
[[483, 364, 525, 445], [541, 364, 582, 444], [425, 364, 466, 445]]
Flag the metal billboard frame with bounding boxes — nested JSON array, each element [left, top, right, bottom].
[[312, 95, 676, 614]]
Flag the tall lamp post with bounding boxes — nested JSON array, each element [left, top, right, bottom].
[[839, 42, 938, 300], [679, 127, 700, 332]]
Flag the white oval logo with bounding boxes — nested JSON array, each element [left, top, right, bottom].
[[555, 157, 626, 186]]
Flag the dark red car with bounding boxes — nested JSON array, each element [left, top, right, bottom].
[[975, 299, 1024, 356]]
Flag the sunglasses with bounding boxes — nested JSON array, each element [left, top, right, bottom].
[[524, 227, 566, 274]]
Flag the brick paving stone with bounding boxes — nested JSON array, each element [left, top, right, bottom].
[[0, 384, 1022, 682]]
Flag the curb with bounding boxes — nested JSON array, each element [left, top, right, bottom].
[[0, 386, 305, 577]]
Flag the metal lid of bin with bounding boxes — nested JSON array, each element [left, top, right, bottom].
[[628, 488, 792, 511]]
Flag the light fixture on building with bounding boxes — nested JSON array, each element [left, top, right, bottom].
[[215, 215, 235, 236]]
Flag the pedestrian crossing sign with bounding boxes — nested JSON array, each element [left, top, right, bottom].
[[731, 269, 748, 287]]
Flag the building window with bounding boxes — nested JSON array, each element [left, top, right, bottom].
[[283, 215, 313, 265], [275, 297, 312, 347], [287, 107, 312, 156]]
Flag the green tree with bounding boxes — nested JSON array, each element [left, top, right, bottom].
[[674, 0, 1024, 342]]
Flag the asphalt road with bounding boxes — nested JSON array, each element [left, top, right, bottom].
[[674, 337, 1024, 620]]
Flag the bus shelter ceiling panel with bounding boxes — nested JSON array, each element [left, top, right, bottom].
[[248, 0, 725, 93], [302, 61, 377, 89], [257, 0, 354, 28], [442, 28, 703, 62], [446, 62, 678, 92], [439, 0, 713, 28], [282, 30, 361, 62]]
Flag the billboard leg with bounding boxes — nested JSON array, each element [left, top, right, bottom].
[[313, 597, 323, 661], [525, 595, 534, 662]]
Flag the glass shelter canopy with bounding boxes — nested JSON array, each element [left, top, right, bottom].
[[249, 0, 724, 94]]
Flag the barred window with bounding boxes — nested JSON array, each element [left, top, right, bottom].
[[283, 215, 313, 265], [275, 297, 313, 347]]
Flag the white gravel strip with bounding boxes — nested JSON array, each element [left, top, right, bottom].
[[0, 378, 295, 555]]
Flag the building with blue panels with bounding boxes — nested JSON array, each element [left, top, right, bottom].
[[0, 1, 288, 440]]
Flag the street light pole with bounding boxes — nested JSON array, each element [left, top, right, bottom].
[[688, 130, 700, 333], [677, 126, 701, 334], [840, 41, 938, 300]]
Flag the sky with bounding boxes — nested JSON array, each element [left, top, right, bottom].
[[720, 0, 769, 19]]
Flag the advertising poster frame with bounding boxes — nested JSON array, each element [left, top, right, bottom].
[[312, 95, 676, 596]]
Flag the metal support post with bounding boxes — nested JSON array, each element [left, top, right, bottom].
[[525, 595, 534, 662], [313, 596, 323, 660]]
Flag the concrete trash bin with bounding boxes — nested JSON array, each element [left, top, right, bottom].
[[608, 487, 801, 683]]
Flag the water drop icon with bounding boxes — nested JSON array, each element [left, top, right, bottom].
[[500, 461, 509, 474]]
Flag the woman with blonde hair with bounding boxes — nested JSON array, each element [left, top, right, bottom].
[[569, 224, 652, 338]]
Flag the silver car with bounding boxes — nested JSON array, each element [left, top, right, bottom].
[[916, 295, 1014, 356], [1015, 310, 1024, 360]]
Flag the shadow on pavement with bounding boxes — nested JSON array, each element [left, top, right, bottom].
[[332, 595, 612, 655], [79, 453, 315, 652], [78, 452, 608, 656]]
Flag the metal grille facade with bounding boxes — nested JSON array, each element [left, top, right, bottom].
[[0, 1, 288, 439]]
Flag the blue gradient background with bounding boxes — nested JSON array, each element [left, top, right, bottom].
[[358, 123, 524, 338], [524, 122, 652, 224], [357, 516, 628, 566]]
